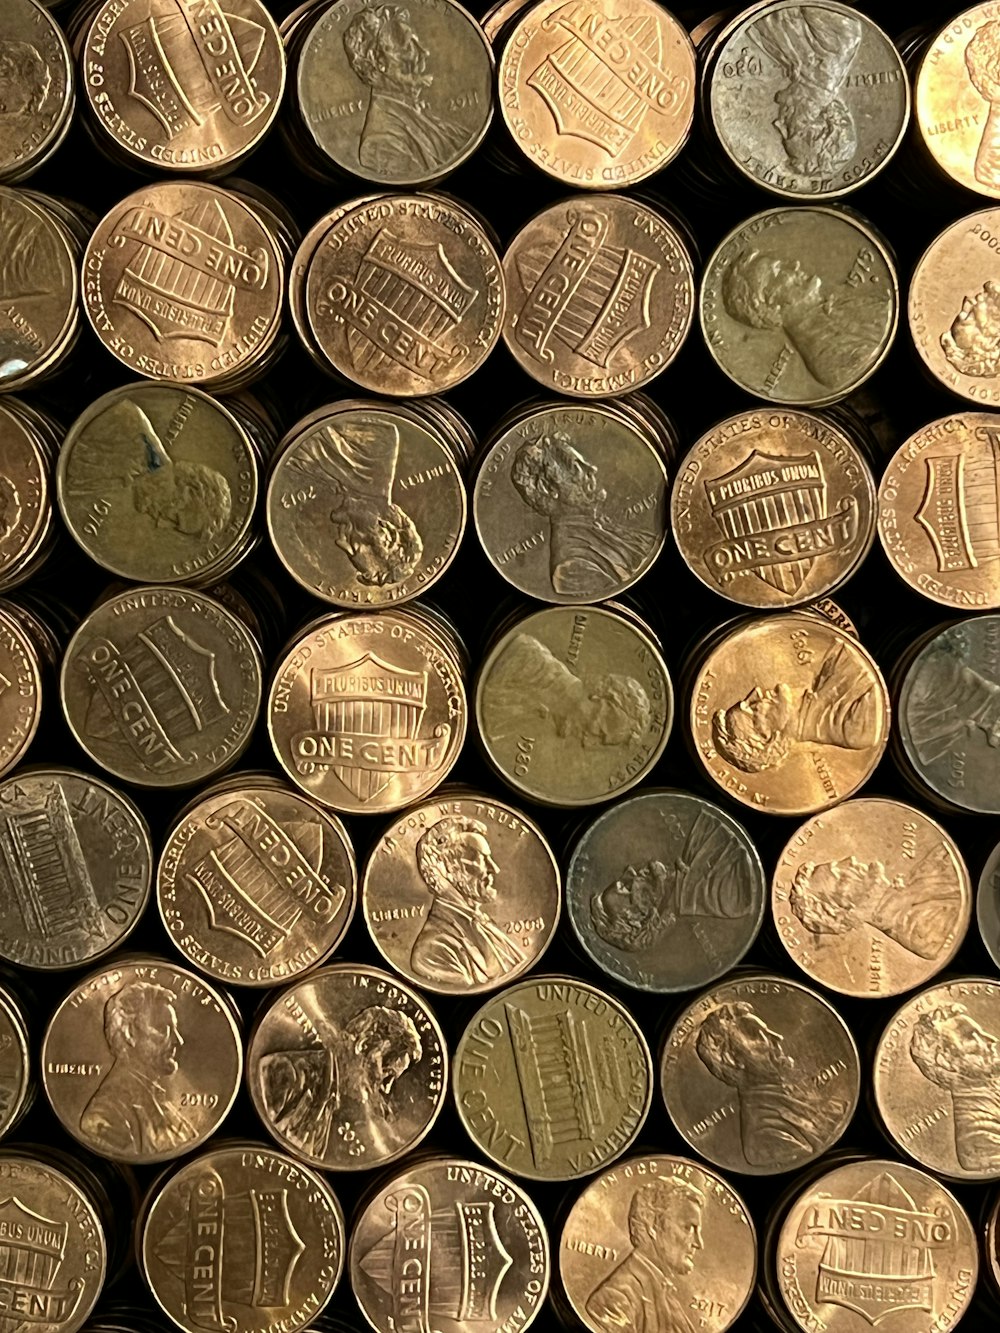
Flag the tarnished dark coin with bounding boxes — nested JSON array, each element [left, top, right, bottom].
[[0, 982, 30, 1139], [0, 598, 42, 777], [0, 0, 74, 183], [566, 788, 765, 992], [247, 963, 447, 1169]]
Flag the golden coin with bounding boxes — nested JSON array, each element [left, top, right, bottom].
[[0, 0, 74, 183], [0, 398, 51, 592], [775, 1157, 977, 1332], [363, 790, 560, 993], [502, 194, 695, 397], [454, 974, 652, 1180], [0, 189, 79, 390], [0, 983, 31, 1140], [349, 1156, 549, 1332], [497, 0, 695, 188], [158, 780, 355, 987], [141, 1143, 345, 1333], [560, 1155, 756, 1333], [60, 585, 262, 789], [268, 607, 466, 815], [476, 603, 672, 807], [916, 6, 1000, 200], [673, 407, 876, 607], [0, 598, 41, 777], [247, 963, 447, 1170], [689, 612, 889, 816]]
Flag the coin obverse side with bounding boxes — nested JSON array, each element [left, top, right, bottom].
[[0, 189, 78, 389], [349, 1156, 549, 1333], [0, 986, 30, 1139], [0, 0, 73, 181], [776, 1157, 977, 1332], [0, 401, 49, 586], [364, 792, 560, 994], [0, 601, 41, 777], [977, 835, 1000, 968], [773, 797, 971, 997], [560, 1155, 756, 1333], [454, 974, 652, 1181], [247, 963, 447, 1170], [141, 1143, 346, 1333]]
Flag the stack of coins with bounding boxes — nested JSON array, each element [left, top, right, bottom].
[[0, 397, 62, 592]]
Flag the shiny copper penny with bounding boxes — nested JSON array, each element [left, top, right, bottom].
[[662, 973, 859, 1175], [773, 797, 970, 998], [916, 6, 1000, 200], [775, 1158, 977, 1332], [502, 194, 695, 397], [560, 1155, 755, 1333], [141, 1143, 345, 1333], [350, 1156, 548, 1333], [0, 400, 49, 591], [363, 790, 559, 994], [689, 612, 889, 816], [247, 963, 447, 1169], [0, 189, 78, 389], [81, 0, 285, 174], [701, 206, 898, 406], [0, 597, 41, 777], [498, 0, 695, 189], [0, 0, 73, 183], [60, 585, 262, 789], [673, 407, 876, 607]]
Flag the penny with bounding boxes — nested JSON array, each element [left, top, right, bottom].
[[560, 1155, 756, 1333], [363, 790, 560, 994], [502, 194, 695, 398], [305, 193, 504, 396], [0, 598, 42, 777], [701, 206, 898, 406], [0, 189, 79, 390], [0, 398, 51, 592], [350, 1156, 548, 1333], [267, 401, 466, 606], [247, 963, 447, 1169], [0, 0, 74, 183], [662, 972, 859, 1175], [0, 767, 152, 970], [60, 585, 262, 789], [82, 182, 284, 389], [566, 788, 765, 992], [673, 407, 876, 608], [689, 612, 889, 816], [141, 1143, 345, 1333], [81, 0, 284, 174], [268, 607, 466, 816], [977, 836, 1000, 969], [773, 797, 970, 999], [474, 400, 668, 603], [708, 2, 909, 198], [0, 983, 31, 1139], [909, 208, 1000, 406], [497, 0, 695, 189], [775, 1157, 977, 1332], [454, 974, 652, 1180]]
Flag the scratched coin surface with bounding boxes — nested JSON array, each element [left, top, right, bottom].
[[363, 790, 560, 994], [773, 797, 971, 998], [141, 1143, 346, 1333], [297, 0, 494, 185], [775, 1157, 977, 1333], [60, 585, 263, 789], [0, 0, 73, 182], [247, 963, 447, 1170], [0, 766, 152, 970], [157, 781, 356, 987], [701, 206, 898, 406], [560, 1155, 756, 1333], [454, 974, 652, 1181], [689, 612, 890, 816], [673, 407, 876, 607], [497, 0, 695, 188], [502, 194, 695, 397], [349, 1156, 549, 1333], [566, 788, 765, 992]]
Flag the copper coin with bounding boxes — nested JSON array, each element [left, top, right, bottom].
[[673, 407, 876, 607], [81, 0, 285, 173], [773, 797, 971, 998], [141, 1143, 345, 1333], [662, 972, 859, 1175], [0, 401, 49, 590], [775, 1157, 977, 1332], [502, 194, 695, 397], [305, 193, 504, 396], [0, 984, 30, 1140], [566, 788, 765, 992], [497, 0, 695, 188], [349, 1156, 549, 1333], [977, 834, 1000, 968], [689, 612, 889, 816], [247, 963, 447, 1169], [0, 598, 42, 777], [916, 6, 1000, 200], [60, 585, 262, 789], [560, 1155, 756, 1333], [363, 790, 560, 994], [701, 205, 898, 406], [0, 189, 78, 389], [0, 0, 73, 183]]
